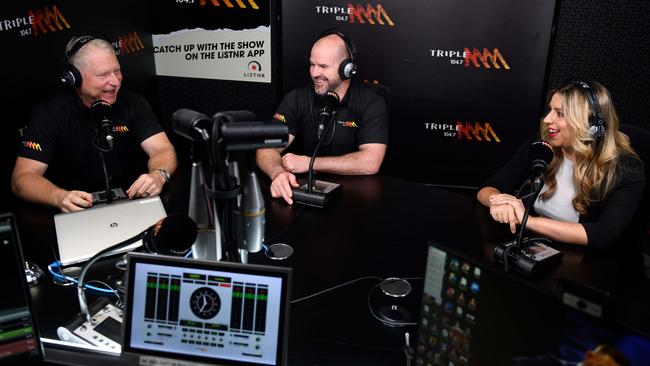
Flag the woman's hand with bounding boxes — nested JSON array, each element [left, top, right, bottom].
[[489, 194, 526, 233]]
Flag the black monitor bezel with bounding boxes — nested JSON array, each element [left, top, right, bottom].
[[122, 252, 292, 366], [0, 213, 44, 365]]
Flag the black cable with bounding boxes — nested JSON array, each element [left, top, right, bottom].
[[291, 276, 382, 304], [307, 111, 337, 193]]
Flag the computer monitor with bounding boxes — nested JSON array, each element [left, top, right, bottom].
[[416, 241, 650, 365], [122, 253, 291, 366], [0, 213, 43, 364]]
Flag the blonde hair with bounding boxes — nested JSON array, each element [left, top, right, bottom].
[[539, 81, 638, 214]]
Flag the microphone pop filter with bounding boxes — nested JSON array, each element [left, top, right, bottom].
[[529, 140, 554, 177], [318, 90, 340, 111], [90, 99, 112, 119]]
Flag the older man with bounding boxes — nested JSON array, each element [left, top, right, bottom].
[[12, 35, 176, 212], [256, 29, 389, 204]]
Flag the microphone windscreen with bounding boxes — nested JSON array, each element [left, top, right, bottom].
[[318, 90, 340, 110], [147, 213, 197, 255], [171, 108, 212, 142], [213, 110, 257, 123], [90, 99, 112, 120], [529, 140, 553, 165]]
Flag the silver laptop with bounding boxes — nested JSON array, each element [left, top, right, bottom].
[[54, 197, 167, 266]]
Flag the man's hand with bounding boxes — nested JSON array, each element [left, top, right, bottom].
[[270, 171, 300, 205], [126, 172, 164, 199], [281, 153, 311, 174], [57, 190, 93, 212]]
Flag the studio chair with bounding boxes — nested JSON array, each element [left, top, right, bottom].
[[620, 124, 650, 277]]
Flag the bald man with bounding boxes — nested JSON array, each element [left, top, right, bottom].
[[256, 30, 389, 204], [12, 35, 176, 212]]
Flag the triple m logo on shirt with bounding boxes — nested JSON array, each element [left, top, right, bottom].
[[21, 125, 129, 153]]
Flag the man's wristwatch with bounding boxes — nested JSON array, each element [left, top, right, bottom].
[[154, 168, 170, 184]]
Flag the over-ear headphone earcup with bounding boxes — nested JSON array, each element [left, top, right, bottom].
[[588, 124, 605, 140], [60, 62, 82, 87], [338, 58, 356, 80]]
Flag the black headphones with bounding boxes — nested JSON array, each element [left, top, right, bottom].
[[316, 28, 357, 80], [574, 81, 606, 141], [60, 33, 112, 87]]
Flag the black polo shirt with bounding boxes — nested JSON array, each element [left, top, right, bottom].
[[18, 89, 163, 192], [273, 79, 389, 156]]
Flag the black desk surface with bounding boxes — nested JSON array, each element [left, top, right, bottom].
[[11, 173, 650, 365]]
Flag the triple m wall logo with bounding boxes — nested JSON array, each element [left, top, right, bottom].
[[117, 32, 145, 55], [1, 5, 70, 37], [424, 122, 501, 143], [314, 3, 394, 26], [429, 48, 510, 70], [176, 0, 260, 10]]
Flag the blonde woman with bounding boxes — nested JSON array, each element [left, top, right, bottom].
[[477, 81, 645, 249]]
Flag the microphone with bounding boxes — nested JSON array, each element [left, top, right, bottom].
[[171, 108, 212, 143], [317, 91, 340, 139], [240, 170, 265, 255], [143, 213, 198, 255], [529, 140, 553, 178], [492, 140, 562, 275], [90, 100, 115, 150], [291, 90, 343, 207]]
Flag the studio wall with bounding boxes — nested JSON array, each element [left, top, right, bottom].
[[0, 0, 648, 211], [0, 1, 156, 212], [281, 0, 557, 187]]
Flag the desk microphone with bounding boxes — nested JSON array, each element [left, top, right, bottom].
[[493, 140, 561, 275], [317, 91, 339, 139], [292, 91, 343, 207], [90, 100, 115, 150]]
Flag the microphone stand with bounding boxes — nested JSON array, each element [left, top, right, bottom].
[[91, 128, 114, 204], [292, 111, 342, 207], [512, 176, 544, 252], [77, 231, 146, 323], [495, 175, 562, 275]]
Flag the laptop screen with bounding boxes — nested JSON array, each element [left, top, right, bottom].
[[417, 241, 650, 365], [0, 213, 43, 364], [122, 253, 291, 366]]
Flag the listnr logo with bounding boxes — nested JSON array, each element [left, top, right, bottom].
[[29, 4, 70, 36], [464, 48, 510, 70], [197, 0, 260, 10], [118, 32, 144, 55], [244, 60, 265, 78], [22, 140, 42, 151]]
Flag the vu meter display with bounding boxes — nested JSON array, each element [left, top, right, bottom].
[[128, 262, 284, 365]]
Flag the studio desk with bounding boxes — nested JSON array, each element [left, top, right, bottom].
[[13, 174, 650, 365]]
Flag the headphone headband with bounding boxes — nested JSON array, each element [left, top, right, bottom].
[[573, 81, 605, 140], [315, 28, 357, 79], [60, 32, 113, 88]]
